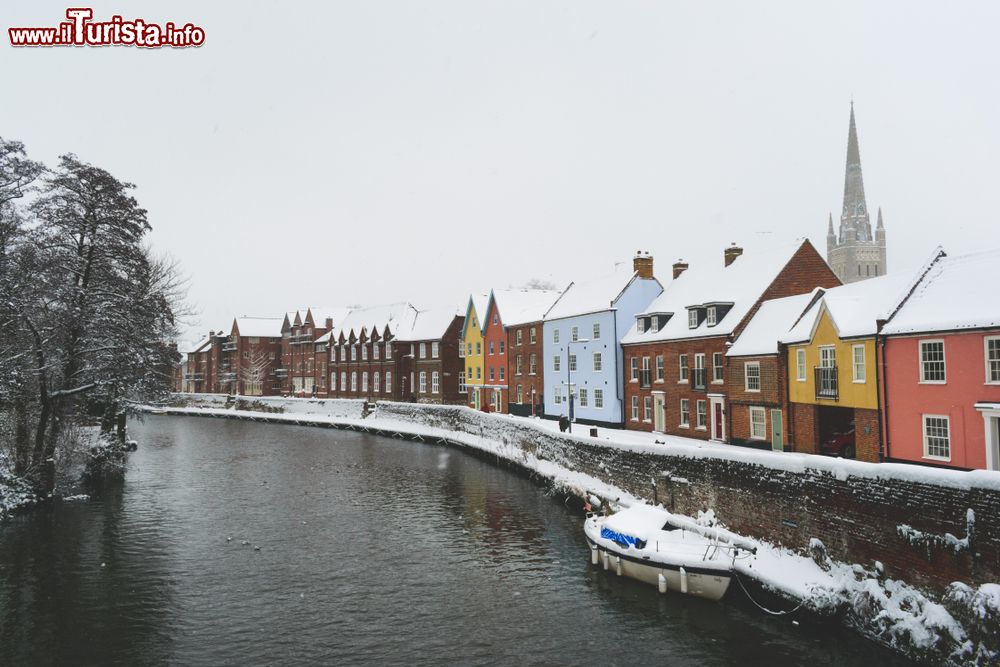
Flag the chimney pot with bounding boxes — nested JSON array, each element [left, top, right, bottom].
[[633, 252, 655, 279], [672, 259, 689, 280], [724, 243, 744, 267]]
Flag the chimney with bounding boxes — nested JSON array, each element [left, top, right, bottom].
[[633, 250, 654, 279], [672, 259, 689, 280], [724, 243, 743, 267]]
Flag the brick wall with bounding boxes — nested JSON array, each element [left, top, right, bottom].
[[507, 321, 545, 417], [855, 407, 880, 463]]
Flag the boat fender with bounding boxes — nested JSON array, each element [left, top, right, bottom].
[[658, 572, 667, 594], [615, 556, 622, 576], [590, 544, 599, 566], [679, 567, 689, 594], [602, 551, 609, 571]]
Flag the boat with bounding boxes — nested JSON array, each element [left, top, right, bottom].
[[583, 503, 751, 601]]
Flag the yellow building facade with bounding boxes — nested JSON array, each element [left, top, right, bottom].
[[462, 295, 488, 409]]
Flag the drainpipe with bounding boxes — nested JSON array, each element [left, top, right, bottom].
[[613, 311, 622, 426], [878, 332, 890, 462]]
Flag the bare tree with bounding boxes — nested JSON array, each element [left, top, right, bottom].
[[238, 347, 273, 397]]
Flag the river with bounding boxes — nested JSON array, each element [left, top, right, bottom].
[[0, 416, 911, 665]]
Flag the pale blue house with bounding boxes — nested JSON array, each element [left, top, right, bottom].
[[543, 253, 663, 427]]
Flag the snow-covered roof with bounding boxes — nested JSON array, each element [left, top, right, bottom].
[[621, 240, 811, 345], [487, 288, 563, 329], [882, 248, 1000, 335], [397, 306, 463, 341], [233, 317, 284, 338], [306, 307, 352, 330], [782, 271, 915, 344], [727, 292, 817, 357], [545, 268, 653, 321], [337, 302, 419, 340]]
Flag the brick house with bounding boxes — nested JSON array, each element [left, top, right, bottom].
[[480, 288, 562, 415], [506, 290, 564, 417], [621, 240, 839, 439], [396, 307, 466, 404], [278, 307, 350, 396], [880, 248, 1000, 470], [180, 335, 213, 393], [216, 317, 284, 396], [327, 303, 419, 401]]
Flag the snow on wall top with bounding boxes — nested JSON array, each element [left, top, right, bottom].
[[488, 288, 563, 328], [727, 292, 816, 357], [233, 317, 284, 338], [622, 240, 806, 345], [882, 248, 1000, 335], [544, 267, 648, 321], [396, 306, 463, 341], [336, 302, 420, 341]]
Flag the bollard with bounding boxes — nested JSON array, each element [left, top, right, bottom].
[[658, 572, 668, 594], [615, 556, 622, 576], [679, 567, 689, 594], [591, 545, 599, 566], [602, 551, 609, 571]]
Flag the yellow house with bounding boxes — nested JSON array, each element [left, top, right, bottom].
[[781, 274, 909, 462], [462, 294, 489, 410]]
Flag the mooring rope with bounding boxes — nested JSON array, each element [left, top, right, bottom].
[[732, 571, 809, 616]]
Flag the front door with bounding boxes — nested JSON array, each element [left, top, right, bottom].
[[709, 395, 725, 441], [770, 409, 783, 451], [653, 393, 665, 432]]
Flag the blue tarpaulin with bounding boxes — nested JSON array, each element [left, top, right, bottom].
[[601, 527, 639, 548]]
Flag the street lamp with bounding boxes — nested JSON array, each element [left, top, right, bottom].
[[565, 338, 590, 434]]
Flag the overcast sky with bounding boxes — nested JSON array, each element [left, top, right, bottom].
[[5, 1, 1000, 342]]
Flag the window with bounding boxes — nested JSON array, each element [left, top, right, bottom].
[[362, 345, 368, 361], [553, 329, 560, 344], [385, 371, 392, 392], [694, 353, 706, 386], [476, 342, 481, 355], [385, 343, 392, 360], [476, 367, 481, 380], [631, 396, 639, 421], [593, 322, 601, 339], [643, 396, 652, 422], [419, 343, 427, 359], [489, 367, 495, 382], [530, 327, 537, 344], [374, 372, 380, 394], [707, 306, 717, 326], [373, 344, 380, 360], [593, 352, 603, 372], [529, 354, 537, 375], [920, 340, 946, 383], [432, 372, 440, 394], [569, 354, 577, 372], [749, 407, 766, 440], [340, 372, 347, 391], [516, 385, 523, 403], [713, 352, 724, 383], [655, 355, 664, 381], [852, 345, 866, 383], [554, 386, 562, 404], [820, 346, 836, 372], [493, 313, 498, 325], [488, 341, 494, 356], [341, 346, 347, 361], [466, 343, 472, 356], [594, 389, 604, 408], [696, 400, 707, 429], [467, 368, 473, 380], [499, 367, 505, 381], [571, 326, 579, 342], [499, 341, 505, 355], [679, 399, 690, 427], [688, 309, 699, 329], [351, 345, 358, 361], [350, 372, 357, 391], [432, 342, 439, 359], [922, 415, 951, 460], [516, 355, 523, 375], [554, 355, 561, 372], [679, 354, 689, 382], [988, 337, 1000, 383], [796, 348, 806, 381], [362, 372, 369, 392], [745, 362, 761, 391], [419, 371, 427, 393], [242, 351, 249, 359], [516, 330, 523, 345], [459, 341, 465, 358], [637, 318, 645, 334], [630, 357, 639, 381], [579, 388, 588, 407]]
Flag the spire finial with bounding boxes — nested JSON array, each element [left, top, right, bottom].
[[877, 207, 884, 228]]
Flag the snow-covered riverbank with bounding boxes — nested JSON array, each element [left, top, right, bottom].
[[152, 394, 999, 665]]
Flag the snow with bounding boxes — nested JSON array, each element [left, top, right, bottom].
[[305, 307, 352, 330], [622, 240, 808, 345], [396, 306, 463, 342], [334, 302, 419, 341], [467, 293, 490, 324], [487, 288, 562, 328], [233, 316, 284, 338], [882, 247, 1000, 335], [727, 292, 816, 357], [603, 503, 671, 541], [544, 267, 655, 321]]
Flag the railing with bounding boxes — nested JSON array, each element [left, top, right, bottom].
[[815, 366, 839, 400], [289, 334, 314, 345], [221, 341, 237, 352], [692, 368, 707, 391], [639, 369, 652, 388]]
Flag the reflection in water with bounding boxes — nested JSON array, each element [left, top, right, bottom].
[[0, 416, 911, 666]]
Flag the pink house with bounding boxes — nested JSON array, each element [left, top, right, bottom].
[[881, 248, 1000, 470]]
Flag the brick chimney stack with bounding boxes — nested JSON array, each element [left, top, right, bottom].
[[632, 250, 654, 279], [724, 243, 744, 267], [672, 259, 689, 279]]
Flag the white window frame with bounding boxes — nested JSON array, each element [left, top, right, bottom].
[[529, 353, 537, 375], [696, 400, 707, 430], [432, 371, 440, 394], [630, 357, 639, 381], [749, 406, 767, 440], [706, 306, 717, 326], [919, 339, 946, 384], [796, 348, 807, 382], [643, 396, 652, 422], [385, 371, 392, 393], [679, 354, 689, 382], [340, 372, 347, 391], [744, 361, 761, 392], [578, 388, 588, 407], [571, 326, 579, 342], [688, 309, 699, 329], [679, 399, 690, 427], [529, 327, 536, 344], [636, 318, 645, 334], [650, 317, 659, 334], [569, 353, 577, 372], [499, 367, 505, 381], [554, 386, 562, 405], [362, 372, 369, 392], [554, 355, 561, 372], [419, 371, 427, 393], [655, 355, 664, 382], [593, 322, 601, 340], [553, 329, 560, 344], [922, 414, 951, 461], [985, 336, 1000, 384], [374, 372, 380, 394], [432, 341, 440, 359], [852, 344, 867, 383], [631, 396, 639, 421], [385, 343, 392, 360], [516, 330, 523, 346], [713, 352, 724, 383], [593, 352, 603, 372], [594, 389, 604, 408], [350, 371, 358, 392]]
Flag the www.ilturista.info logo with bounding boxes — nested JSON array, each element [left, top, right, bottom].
[[9, 8, 205, 48]]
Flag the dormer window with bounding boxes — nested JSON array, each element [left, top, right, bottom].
[[688, 309, 699, 329], [706, 307, 717, 326], [637, 318, 645, 334], [650, 317, 659, 334]]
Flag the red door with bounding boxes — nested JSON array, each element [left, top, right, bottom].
[[713, 403, 723, 440]]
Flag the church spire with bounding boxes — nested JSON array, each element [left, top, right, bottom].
[[842, 102, 868, 222]]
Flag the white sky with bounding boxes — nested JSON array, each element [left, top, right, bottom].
[[5, 1, 999, 342]]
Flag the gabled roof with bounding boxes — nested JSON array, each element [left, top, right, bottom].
[[621, 240, 813, 345], [397, 306, 463, 341], [727, 292, 817, 357], [882, 247, 1000, 335], [462, 293, 490, 336], [336, 302, 419, 341], [306, 307, 352, 330], [545, 268, 658, 321], [233, 316, 284, 338], [483, 288, 563, 332], [782, 270, 915, 344]]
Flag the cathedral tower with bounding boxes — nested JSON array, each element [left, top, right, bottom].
[[826, 103, 887, 283]]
